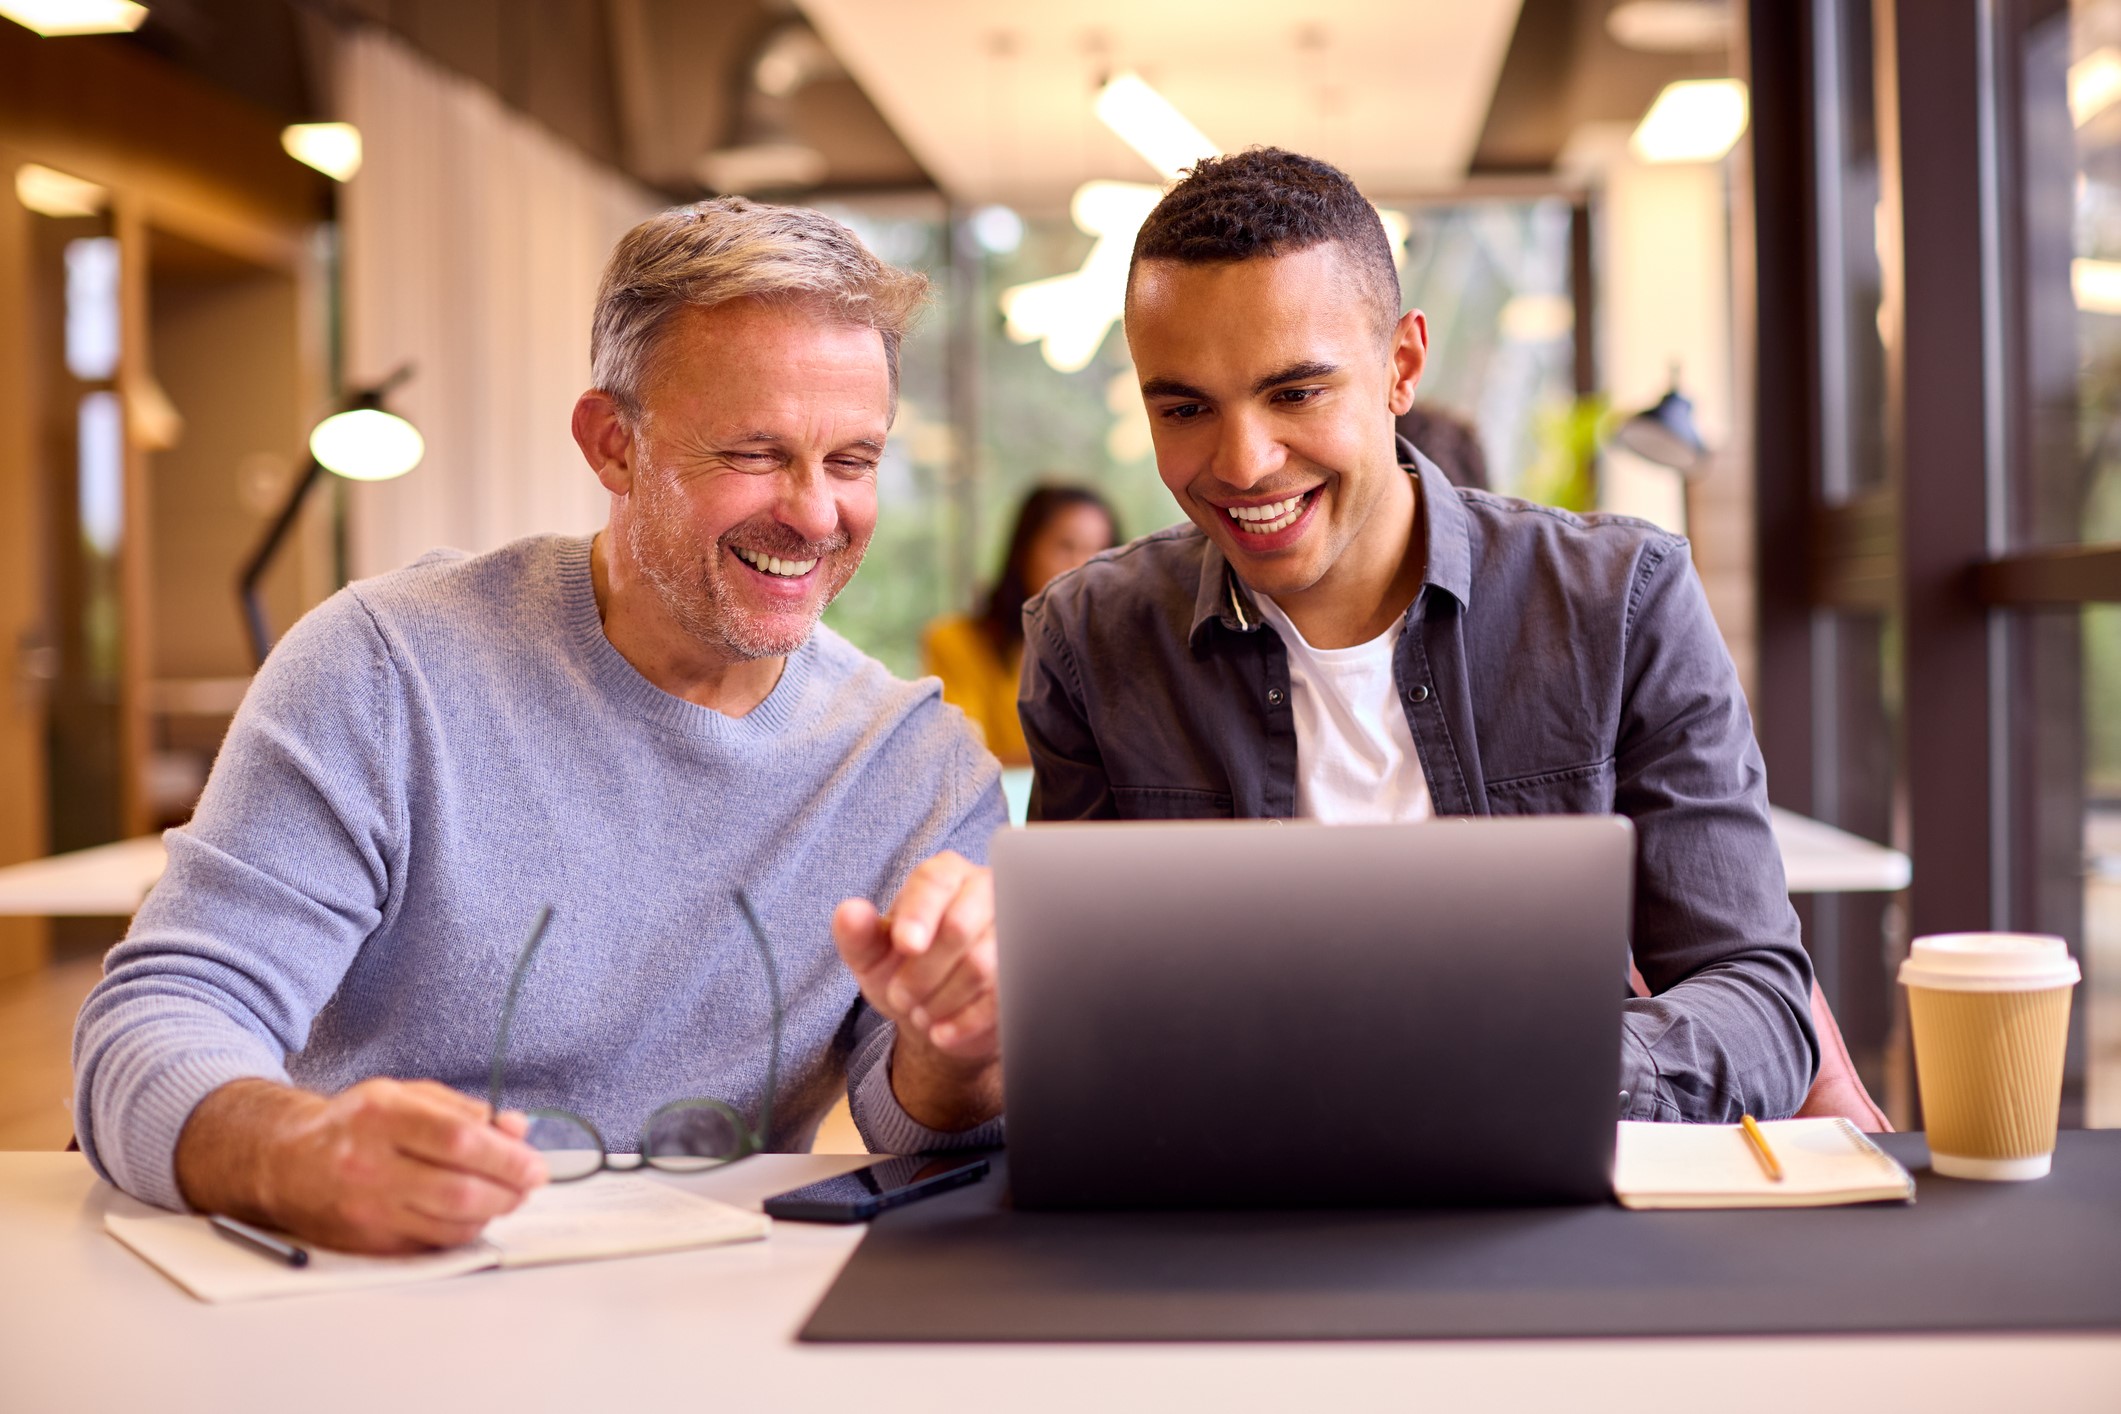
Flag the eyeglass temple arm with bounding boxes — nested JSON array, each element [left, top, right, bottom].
[[733, 891, 783, 1148], [488, 906, 556, 1117]]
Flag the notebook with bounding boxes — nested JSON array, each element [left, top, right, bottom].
[[106, 1174, 770, 1303], [1613, 1117, 1917, 1209]]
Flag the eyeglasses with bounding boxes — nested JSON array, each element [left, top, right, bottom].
[[487, 892, 784, 1181]]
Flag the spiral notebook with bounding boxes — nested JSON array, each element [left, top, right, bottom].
[[106, 1175, 769, 1303], [1613, 1117, 1916, 1209]]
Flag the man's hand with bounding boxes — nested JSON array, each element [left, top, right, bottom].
[[833, 851, 1003, 1133], [173, 1077, 547, 1254]]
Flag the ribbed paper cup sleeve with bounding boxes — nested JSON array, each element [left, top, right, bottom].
[[1906, 985, 2073, 1170]]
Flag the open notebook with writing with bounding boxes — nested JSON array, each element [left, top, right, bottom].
[[1614, 1117, 1916, 1209], [106, 1175, 769, 1303]]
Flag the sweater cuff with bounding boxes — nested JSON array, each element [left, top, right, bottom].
[[848, 1023, 1005, 1155], [90, 1047, 288, 1213]]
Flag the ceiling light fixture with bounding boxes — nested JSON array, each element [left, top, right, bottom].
[[0, 1, 146, 36], [1094, 72, 1220, 182], [281, 123, 363, 182], [1605, 1, 1730, 54], [1630, 79, 1749, 163], [696, 142, 828, 195], [2069, 47, 2121, 128], [999, 181, 1163, 374], [15, 162, 107, 217]]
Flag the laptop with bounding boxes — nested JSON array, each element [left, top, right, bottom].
[[992, 816, 1634, 1210]]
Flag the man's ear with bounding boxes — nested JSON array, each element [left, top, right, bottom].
[[1385, 309, 1429, 418], [571, 390, 636, 494]]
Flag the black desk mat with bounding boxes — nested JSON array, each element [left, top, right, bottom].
[[798, 1132, 2121, 1342]]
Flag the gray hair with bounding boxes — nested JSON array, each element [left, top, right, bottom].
[[590, 196, 929, 421]]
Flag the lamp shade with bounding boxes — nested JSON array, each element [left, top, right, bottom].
[[1611, 387, 1709, 476], [309, 407, 423, 481]]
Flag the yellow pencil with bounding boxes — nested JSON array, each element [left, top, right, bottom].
[[1740, 1113, 1784, 1182]]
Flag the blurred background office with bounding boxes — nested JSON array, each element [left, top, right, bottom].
[[0, 0, 2115, 1147]]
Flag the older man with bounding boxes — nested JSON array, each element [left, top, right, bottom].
[[71, 199, 1006, 1251]]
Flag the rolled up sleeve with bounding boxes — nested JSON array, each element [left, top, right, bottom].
[[1614, 543, 1818, 1121]]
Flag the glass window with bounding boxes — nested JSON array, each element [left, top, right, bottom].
[[2009, 0, 2121, 1124]]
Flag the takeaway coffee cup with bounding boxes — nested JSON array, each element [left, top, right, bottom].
[[1898, 933, 2081, 1180]]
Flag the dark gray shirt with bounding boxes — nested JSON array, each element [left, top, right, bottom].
[[1019, 447, 1819, 1123]]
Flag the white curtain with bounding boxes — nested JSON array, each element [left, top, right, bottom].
[[339, 29, 657, 578]]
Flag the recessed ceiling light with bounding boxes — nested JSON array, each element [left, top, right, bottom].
[[1630, 79, 1749, 164], [0, 1, 148, 37], [15, 163, 107, 217], [281, 123, 363, 182]]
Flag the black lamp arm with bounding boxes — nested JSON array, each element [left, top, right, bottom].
[[237, 363, 417, 665], [239, 456, 327, 666]]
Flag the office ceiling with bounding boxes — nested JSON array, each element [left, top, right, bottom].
[[794, 0, 1526, 206]]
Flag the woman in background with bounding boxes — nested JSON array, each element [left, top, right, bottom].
[[924, 484, 1120, 765]]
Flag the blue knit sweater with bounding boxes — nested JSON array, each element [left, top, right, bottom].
[[73, 535, 1006, 1210]]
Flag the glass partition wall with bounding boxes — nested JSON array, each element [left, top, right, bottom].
[[1753, 0, 2121, 1127], [817, 194, 1578, 679]]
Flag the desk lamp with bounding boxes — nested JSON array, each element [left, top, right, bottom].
[[1611, 374, 1709, 476], [1610, 371, 1711, 533], [240, 364, 421, 663]]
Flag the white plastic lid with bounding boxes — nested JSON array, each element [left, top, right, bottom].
[[1897, 933, 2082, 993]]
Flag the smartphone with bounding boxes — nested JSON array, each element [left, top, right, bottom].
[[763, 1154, 991, 1223]]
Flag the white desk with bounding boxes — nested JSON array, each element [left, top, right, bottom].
[[0, 1153, 2112, 1413]]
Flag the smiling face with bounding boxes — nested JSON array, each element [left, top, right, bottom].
[[1125, 243, 1427, 620], [610, 298, 891, 663]]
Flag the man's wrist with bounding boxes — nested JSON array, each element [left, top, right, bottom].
[[172, 1078, 314, 1219], [887, 1030, 1002, 1133]]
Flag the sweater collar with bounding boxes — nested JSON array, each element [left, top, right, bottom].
[[559, 534, 817, 742]]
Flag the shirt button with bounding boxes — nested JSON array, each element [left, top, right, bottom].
[[1266, 687, 1287, 707], [1406, 683, 1431, 704]]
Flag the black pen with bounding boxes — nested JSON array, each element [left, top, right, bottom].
[[210, 1214, 311, 1268]]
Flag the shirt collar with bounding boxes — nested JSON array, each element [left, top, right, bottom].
[[1188, 433, 1474, 645]]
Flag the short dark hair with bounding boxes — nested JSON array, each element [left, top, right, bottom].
[[1126, 148, 1401, 340]]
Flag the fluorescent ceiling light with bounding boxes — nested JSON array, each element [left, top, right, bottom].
[[310, 408, 424, 481], [1095, 72, 1220, 183], [16, 162, 106, 217], [696, 141, 826, 194], [2072, 257, 2121, 314], [1630, 79, 1749, 163], [281, 123, 363, 182], [1606, 1, 1730, 54], [2070, 47, 2121, 127], [0, 1, 145, 35]]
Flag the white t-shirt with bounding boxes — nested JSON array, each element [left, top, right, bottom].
[[1255, 594, 1434, 824]]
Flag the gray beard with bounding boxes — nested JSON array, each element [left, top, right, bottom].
[[623, 480, 860, 662]]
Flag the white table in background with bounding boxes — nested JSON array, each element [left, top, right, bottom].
[[0, 837, 168, 917], [0, 1151, 2110, 1414], [1001, 771, 1912, 895], [0, 804, 1911, 920]]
